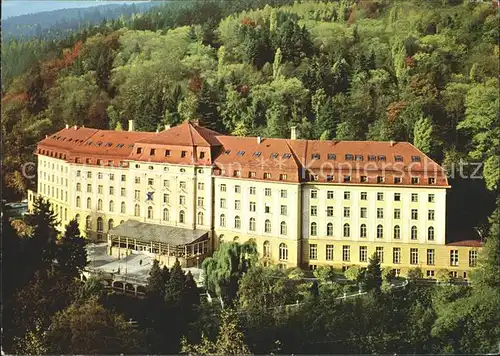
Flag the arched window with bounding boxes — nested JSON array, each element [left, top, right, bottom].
[[121, 202, 126, 214], [279, 243, 288, 261], [265, 219, 271, 233], [411, 226, 418, 240], [219, 234, 224, 243], [109, 200, 114, 212], [234, 215, 241, 229], [220, 214, 226, 227], [86, 216, 92, 230], [428, 226, 434, 241], [310, 222, 317, 236], [97, 199, 103, 211], [263, 241, 271, 258], [327, 223, 333, 236], [249, 217, 256, 231], [179, 210, 185, 223], [75, 214, 80, 223], [377, 224, 383, 238], [360, 224, 367, 238], [343, 223, 350, 237], [86, 198, 92, 209], [197, 211, 204, 225], [108, 219, 114, 230], [163, 208, 169, 221], [280, 221, 287, 235], [76, 196, 81, 208], [134, 204, 140, 217], [97, 217, 103, 232], [394, 225, 400, 239], [233, 236, 239, 243], [147, 206, 153, 219]]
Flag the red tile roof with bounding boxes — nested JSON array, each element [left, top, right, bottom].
[[36, 121, 449, 187], [446, 240, 484, 247], [136, 122, 221, 147]]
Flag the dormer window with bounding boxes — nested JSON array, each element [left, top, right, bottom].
[[165, 150, 171, 157], [355, 155, 363, 161], [328, 153, 336, 160], [264, 173, 271, 179], [344, 175, 351, 182], [253, 152, 262, 157], [271, 153, 279, 159], [377, 176, 384, 183], [345, 154, 354, 161], [237, 150, 245, 156], [283, 153, 292, 159], [200, 151, 205, 159], [378, 155, 386, 161], [137, 147, 142, 154], [428, 177, 436, 184], [234, 170, 241, 177], [411, 156, 421, 162], [224, 150, 231, 155], [181, 151, 187, 158], [312, 153, 320, 159], [150, 149, 156, 155], [395, 155, 403, 162]]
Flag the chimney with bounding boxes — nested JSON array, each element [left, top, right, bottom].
[[164, 124, 171, 131], [257, 136, 262, 144], [65, 124, 69, 129], [390, 140, 396, 147], [291, 126, 297, 140], [128, 120, 135, 132]]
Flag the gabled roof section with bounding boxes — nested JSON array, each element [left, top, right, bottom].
[[135, 121, 222, 147]]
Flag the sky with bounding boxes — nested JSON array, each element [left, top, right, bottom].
[[1, 1, 149, 19]]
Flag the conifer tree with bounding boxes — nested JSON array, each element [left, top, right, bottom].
[[164, 259, 186, 307], [25, 197, 60, 271], [413, 115, 434, 154], [363, 253, 382, 293], [58, 219, 87, 276]]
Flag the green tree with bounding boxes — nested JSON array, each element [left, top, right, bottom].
[[58, 219, 87, 276], [458, 79, 500, 190], [407, 267, 423, 281], [203, 241, 258, 305], [363, 254, 382, 293], [146, 259, 169, 301], [413, 115, 434, 154], [44, 297, 145, 354], [24, 196, 59, 271], [164, 259, 186, 307], [181, 309, 251, 355]]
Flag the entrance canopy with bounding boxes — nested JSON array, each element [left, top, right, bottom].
[[109, 220, 209, 246]]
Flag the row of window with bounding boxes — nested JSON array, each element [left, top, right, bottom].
[[75, 179, 206, 192], [304, 245, 477, 267], [75, 197, 200, 225], [310, 190, 435, 203], [309, 174, 436, 185], [40, 184, 68, 202], [309, 206, 435, 220], [40, 160, 68, 173], [309, 223, 435, 240], [220, 216, 288, 235], [40, 172, 68, 186]]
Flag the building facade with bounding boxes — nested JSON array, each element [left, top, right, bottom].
[[28, 120, 482, 276]]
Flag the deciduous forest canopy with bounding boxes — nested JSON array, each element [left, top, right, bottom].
[[3, 0, 498, 238], [1, 1, 499, 354]]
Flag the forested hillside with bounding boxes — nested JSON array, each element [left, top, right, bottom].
[[2, 1, 157, 40], [2, 0, 498, 230]]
